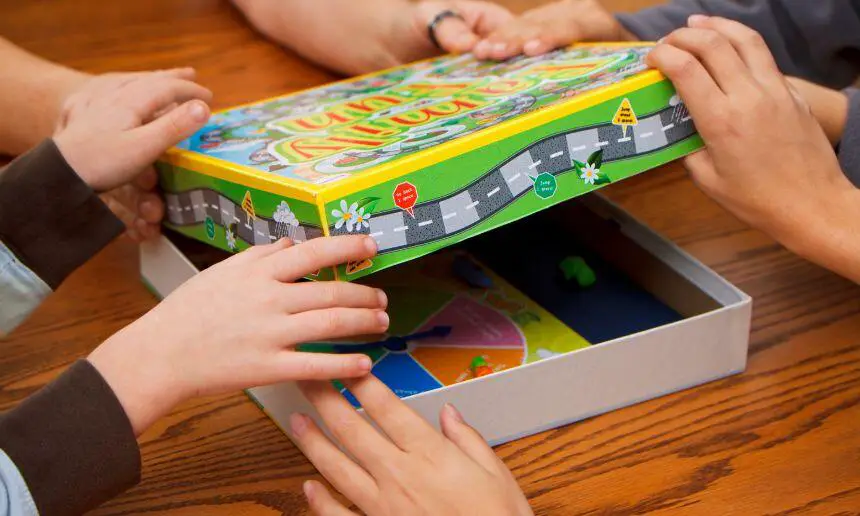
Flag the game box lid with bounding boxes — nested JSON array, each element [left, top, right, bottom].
[[157, 43, 702, 281]]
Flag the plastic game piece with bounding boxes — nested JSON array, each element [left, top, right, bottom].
[[453, 255, 495, 289], [471, 356, 494, 378], [559, 256, 596, 288]]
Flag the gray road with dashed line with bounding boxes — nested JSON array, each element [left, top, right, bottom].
[[163, 102, 694, 251], [332, 103, 695, 254], [163, 188, 323, 246]]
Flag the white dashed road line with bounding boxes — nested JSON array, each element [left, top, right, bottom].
[[618, 137, 631, 143], [418, 220, 434, 227], [506, 173, 522, 184], [595, 141, 610, 147], [571, 145, 587, 152], [528, 160, 542, 169], [641, 132, 654, 138], [465, 201, 479, 210], [393, 226, 408, 232], [369, 231, 384, 237], [662, 123, 675, 131], [550, 151, 564, 158], [442, 212, 457, 220], [487, 187, 500, 198]]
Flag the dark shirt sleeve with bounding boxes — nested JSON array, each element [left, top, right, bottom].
[[0, 360, 141, 515], [840, 88, 860, 186], [0, 139, 124, 290], [617, 0, 860, 89]]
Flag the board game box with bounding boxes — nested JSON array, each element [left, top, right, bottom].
[[157, 43, 703, 281]]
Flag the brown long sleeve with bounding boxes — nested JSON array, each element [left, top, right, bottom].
[[0, 139, 124, 289], [0, 360, 141, 515]]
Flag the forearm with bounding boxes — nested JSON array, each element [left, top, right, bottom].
[[0, 38, 88, 156], [232, 0, 429, 75], [786, 77, 849, 146], [785, 187, 860, 285]]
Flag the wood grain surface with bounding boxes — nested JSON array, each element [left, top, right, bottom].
[[1, 1, 858, 514]]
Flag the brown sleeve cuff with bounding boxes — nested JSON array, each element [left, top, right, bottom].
[[0, 139, 124, 289], [0, 360, 141, 515]]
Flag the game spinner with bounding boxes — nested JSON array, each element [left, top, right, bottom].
[[298, 249, 591, 406], [157, 43, 702, 281]]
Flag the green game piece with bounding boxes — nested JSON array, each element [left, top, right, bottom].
[[470, 356, 488, 369], [559, 256, 596, 288]]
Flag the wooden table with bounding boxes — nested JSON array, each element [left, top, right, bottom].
[[1, 1, 858, 514]]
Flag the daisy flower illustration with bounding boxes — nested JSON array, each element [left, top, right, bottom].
[[332, 199, 359, 232], [354, 206, 372, 231], [226, 226, 237, 251], [580, 162, 600, 185]]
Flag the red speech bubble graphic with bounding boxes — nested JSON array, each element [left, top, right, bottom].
[[393, 181, 418, 218]]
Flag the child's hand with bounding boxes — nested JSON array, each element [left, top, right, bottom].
[[291, 375, 533, 516], [473, 0, 635, 61], [88, 235, 389, 435], [54, 68, 212, 241], [647, 17, 860, 281]]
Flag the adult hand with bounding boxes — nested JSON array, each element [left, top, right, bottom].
[[473, 0, 635, 61], [411, 0, 515, 55]]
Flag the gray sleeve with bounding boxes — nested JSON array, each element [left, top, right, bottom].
[[0, 450, 38, 516], [617, 0, 860, 88], [839, 88, 860, 187]]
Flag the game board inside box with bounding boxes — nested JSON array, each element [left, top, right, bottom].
[[163, 195, 743, 409], [157, 43, 702, 282]]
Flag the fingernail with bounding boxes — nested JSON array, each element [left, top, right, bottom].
[[289, 412, 308, 437], [357, 355, 372, 372], [444, 403, 464, 423], [189, 101, 209, 122], [493, 42, 507, 54], [523, 39, 542, 55], [134, 218, 149, 233], [377, 311, 390, 328], [376, 289, 388, 308], [474, 40, 489, 54], [139, 200, 156, 218], [657, 37, 666, 44], [688, 14, 708, 25], [364, 236, 378, 254], [303, 480, 314, 500]]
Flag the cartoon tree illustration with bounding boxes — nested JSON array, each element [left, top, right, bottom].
[[273, 200, 299, 239]]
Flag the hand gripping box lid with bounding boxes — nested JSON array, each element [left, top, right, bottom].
[[156, 43, 703, 281]]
